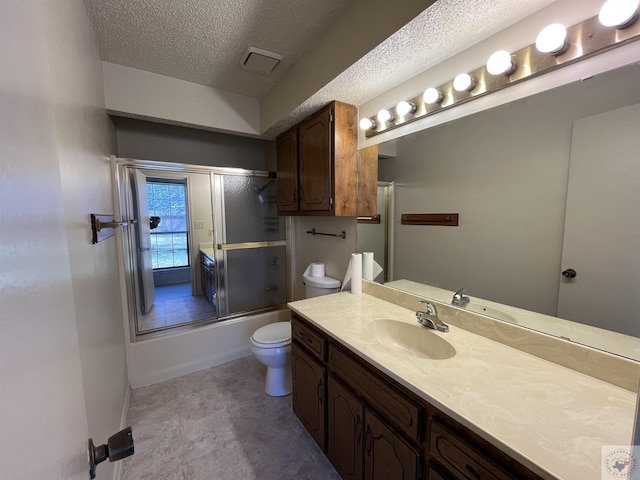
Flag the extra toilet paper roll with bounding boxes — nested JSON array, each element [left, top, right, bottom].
[[341, 253, 362, 294], [362, 252, 384, 281], [303, 262, 325, 277]]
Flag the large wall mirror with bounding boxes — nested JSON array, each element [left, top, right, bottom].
[[362, 62, 640, 362]]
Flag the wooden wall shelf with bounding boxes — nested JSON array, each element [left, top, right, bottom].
[[401, 213, 459, 226]]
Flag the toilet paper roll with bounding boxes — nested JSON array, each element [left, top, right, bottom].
[[363, 252, 374, 281], [341, 253, 362, 294], [362, 252, 384, 281], [303, 262, 325, 277]]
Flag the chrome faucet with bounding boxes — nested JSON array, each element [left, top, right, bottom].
[[416, 300, 449, 332], [451, 288, 470, 307]]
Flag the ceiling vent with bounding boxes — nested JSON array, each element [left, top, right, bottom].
[[240, 46, 283, 75]]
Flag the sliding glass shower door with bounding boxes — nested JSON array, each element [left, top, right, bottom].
[[213, 174, 286, 316], [116, 158, 287, 338]]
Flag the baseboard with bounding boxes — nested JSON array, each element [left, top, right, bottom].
[[112, 385, 131, 480]]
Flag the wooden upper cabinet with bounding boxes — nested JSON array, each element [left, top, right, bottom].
[[299, 108, 332, 212], [276, 101, 377, 216], [275, 129, 298, 213]]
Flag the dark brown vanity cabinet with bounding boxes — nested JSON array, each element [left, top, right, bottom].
[[293, 315, 419, 480], [291, 342, 326, 451], [276, 101, 377, 217], [200, 253, 216, 307], [291, 314, 544, 480], [328, 375, 420, 480]]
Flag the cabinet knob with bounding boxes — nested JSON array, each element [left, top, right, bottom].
[[466, 464, 481, 480], [561, 268, 577, 279]]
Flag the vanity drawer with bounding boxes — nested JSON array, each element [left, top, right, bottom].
[[328, 344, 422, 442], [292, 316, 326, 362], [430, 420, 513, 480]]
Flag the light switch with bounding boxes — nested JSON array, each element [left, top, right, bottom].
[[194, 221, 204, 229]]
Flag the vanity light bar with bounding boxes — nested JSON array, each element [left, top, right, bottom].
[[360, 5, 640, 137]]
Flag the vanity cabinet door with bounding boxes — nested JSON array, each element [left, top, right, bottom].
[[327, 375, 364, 480], [430, 420, 513, 480], [292, 342, 326, 452], [427, 462, 456, 480], [364, 408, 420, 480]]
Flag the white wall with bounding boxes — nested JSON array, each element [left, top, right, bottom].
[[0, 1, 127, 479], [381, 64, 640, 316], [291, 217, 357, 300], [103, 62, 261, 137]]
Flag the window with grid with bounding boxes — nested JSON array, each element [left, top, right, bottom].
[[147, 179, 189, 269]]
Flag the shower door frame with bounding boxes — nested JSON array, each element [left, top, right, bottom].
[[112, 156, 290, 342]]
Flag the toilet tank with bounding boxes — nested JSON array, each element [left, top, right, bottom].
[[303, 275, 341, 298]]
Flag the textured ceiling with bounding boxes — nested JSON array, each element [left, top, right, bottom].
[[84, 0, 556, 136], [83, 0, 351, 98], [261, 0, 556, 137]]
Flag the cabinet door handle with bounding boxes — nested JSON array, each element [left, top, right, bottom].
[[466, 464, 481, 480], [300, 332, 313, 344], [354, 415, 362, 444], [364, 424, 372, 456]]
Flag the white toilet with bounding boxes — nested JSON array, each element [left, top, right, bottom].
[[250, 271, 340, 396]]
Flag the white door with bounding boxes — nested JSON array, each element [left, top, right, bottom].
[[132, 169, 155, 313], [557, 103, 640, 337]]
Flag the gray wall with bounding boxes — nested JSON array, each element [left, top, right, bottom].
[[113, 116, 276, 170], [380, 63, 640, 316]]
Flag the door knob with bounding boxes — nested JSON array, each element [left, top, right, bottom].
[[562, 269, 577, 278]]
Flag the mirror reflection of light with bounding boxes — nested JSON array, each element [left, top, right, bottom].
[[453, 73, 475, 92], [359, 117, 376, 131], [486, 50, 516, 75], [599, 0, 640, 27], [377, 109, 394, 123], [423, 87, 443, 105], [535, 23, 568, 54]]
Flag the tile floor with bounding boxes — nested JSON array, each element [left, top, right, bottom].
[[138, 282, 217, 333], [122, 356, 340, 480]]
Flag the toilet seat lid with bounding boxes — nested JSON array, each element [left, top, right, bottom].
[[251, 321, 291, 346]]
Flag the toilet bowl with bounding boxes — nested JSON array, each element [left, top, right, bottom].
[[250, 268, 341, 396], [250, 322, 292, 397]]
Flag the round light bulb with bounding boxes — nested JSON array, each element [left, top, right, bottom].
[[377, 109, 393, 123], [453, 73, 475, 92], [535, 23, 568, 54], [359, 117, 376, 131], [599, 0, 639, 28], [396, 101, 416, 116], [486, 50, 516, 76], [423, 87, 443, 105]]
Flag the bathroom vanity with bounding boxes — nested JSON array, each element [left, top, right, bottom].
[[288, 284, 637, 480], [199, 248, 216, 307]]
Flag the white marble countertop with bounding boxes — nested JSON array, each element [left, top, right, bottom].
[[288, 291, 637, 480]]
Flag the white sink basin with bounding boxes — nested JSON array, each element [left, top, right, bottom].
[[369, 319, 456, 360], [467, 303, 518, 324]]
